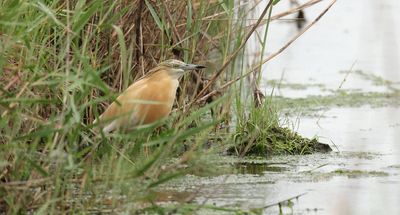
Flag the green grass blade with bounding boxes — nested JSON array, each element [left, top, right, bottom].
[[145, 0, 164, 31], [112, 25, 129, 89]]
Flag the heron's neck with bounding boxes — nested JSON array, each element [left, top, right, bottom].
[[147, 69, 178, 82]]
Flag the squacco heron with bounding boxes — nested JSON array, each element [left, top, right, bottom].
[[96, 59, 205, 133]]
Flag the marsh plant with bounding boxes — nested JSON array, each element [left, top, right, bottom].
[[0, 0, 331, 213]]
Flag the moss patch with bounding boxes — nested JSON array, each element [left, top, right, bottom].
[[230, 126, 331, 157]]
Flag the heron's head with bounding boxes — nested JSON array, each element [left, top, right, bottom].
[[158, 59, 205, 79]]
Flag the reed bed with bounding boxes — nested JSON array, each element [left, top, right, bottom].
[[0, 0, 334, 213]]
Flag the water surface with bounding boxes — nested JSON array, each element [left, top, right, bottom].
[[170, 1, 400, 214]]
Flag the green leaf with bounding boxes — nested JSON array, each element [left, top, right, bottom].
[[186, 0, 192, 30], [145, 0, 164, 30], [33, 2, 65, 28], [134, 149, 162, 177], [72, 0, 100, 34], [112, 25, 129, 89], [173, 121, 217, 143], [15, 126, 60, 140], [25, 156, 49, 177], [272, 0, 282, 5]]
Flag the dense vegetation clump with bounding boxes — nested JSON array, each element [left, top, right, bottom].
[[231, 125, 331, 157], [230, 100, 331, 157]]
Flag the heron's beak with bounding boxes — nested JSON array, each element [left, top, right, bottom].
[[181, 63, 206, 70]]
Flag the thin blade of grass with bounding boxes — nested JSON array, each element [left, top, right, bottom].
[[145, 0, 164, 31]]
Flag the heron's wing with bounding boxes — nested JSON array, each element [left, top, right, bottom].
[[99, 80, 148, 128]]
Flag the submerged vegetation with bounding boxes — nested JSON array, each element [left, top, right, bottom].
[[275, 88, 400, 115], [0, 0, 334, 213], [268, 70, 400, 116]]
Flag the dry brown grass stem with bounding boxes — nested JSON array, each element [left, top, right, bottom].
[[0, 177, 52, 189], [135, 0, 145, 76], [1, 82, 29, 118], [161, 0, 183, 43], [192, 0, 274, 104], [196, 0, 337, 103], [206, 0, 322, 43], [270, 0, 322, 21]]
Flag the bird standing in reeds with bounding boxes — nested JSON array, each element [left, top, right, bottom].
[[95, 59, 205, 133]]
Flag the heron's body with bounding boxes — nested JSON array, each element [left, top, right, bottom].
[[96, 60, 204, 133]]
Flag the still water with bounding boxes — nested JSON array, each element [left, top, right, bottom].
[[171, 0, 400, 214]]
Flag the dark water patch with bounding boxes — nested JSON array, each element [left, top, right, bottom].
[[235, 162, 290, 175]]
